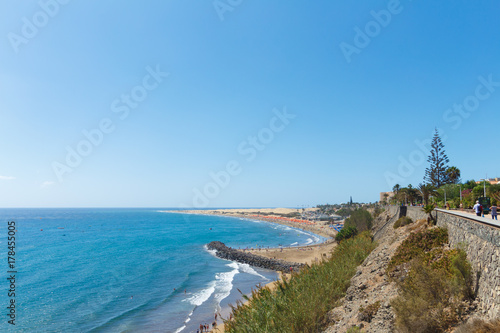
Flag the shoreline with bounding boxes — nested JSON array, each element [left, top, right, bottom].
[[210, 272, 292, 333], [162, 208, 339, 333], [162, 208, 337, 239], [163, 208, 338, 264]]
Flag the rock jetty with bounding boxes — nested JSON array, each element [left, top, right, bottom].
[[207, 241, 305, 272]]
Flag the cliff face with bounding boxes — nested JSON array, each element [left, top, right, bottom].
[[324, 207, 499, 333], [398, 206, 500, 320], [207, 241, 305, 272], [324, 209, 405, 333]]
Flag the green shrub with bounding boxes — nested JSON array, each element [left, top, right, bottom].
[[393, 216, 413, 229], [344, 208, 373, 232], [346, 326, 363, 333], [358, 300, 380, 322], [392, 249, 474, 333], [225, 232, 376, 333], [390, 227, 473, 333], [373, 207, 385, 218], [449, 249, 475, 300], [423, 204, 436, 224], [335, 226, 358, 242], [387, 227, 448, 275], [392, 260, 454, 332]]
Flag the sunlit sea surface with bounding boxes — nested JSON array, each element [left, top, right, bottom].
[[0, 208, 325, 332]]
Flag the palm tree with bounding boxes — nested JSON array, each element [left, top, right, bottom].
[[423, 204, 436, 225], [397, 188, 407, 205], [406, 185, 418, 205], [446, 166, 461, 184], [393, 184, 401, 194], [418, 183, 437, 205]]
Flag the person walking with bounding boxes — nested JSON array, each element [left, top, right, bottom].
[[491, 204, 498, 220], [473, 201, 483, 217]]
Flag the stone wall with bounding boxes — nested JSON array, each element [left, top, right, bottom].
[[386, 206, 500, 319]]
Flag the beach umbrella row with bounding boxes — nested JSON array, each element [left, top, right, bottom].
[[250, 215, 317, 225]]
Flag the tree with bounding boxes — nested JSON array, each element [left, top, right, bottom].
[[336, 207, 353, 218], [344, 208, 373, 232], [424, 129, 450, 187], [405, 184, 418, 205], [418, 183, 437, 205], [393, 184, 401, 194], [445, 166, 461, 184], [423, 204, 436, 225], [383, 193, 389, 205]]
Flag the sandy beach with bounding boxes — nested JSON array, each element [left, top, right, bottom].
[[165, 208, 339, 333], [167, 207, 337, 239]]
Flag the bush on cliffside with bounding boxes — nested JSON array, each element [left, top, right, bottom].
[[389, 228, 474, 333], [455, 318, 500, 333], [224, 232, 376, 333], [358, 300, 381, 323], [335, 226, 358, 242], [393, 216, 413, 229], [386, 227, 448, 276], [344, 208, 373, 232], [373, 206, 385, 218]]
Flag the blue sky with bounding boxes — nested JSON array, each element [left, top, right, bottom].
[[0, 1, 499, 208]]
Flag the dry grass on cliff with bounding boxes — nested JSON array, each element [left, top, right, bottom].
[[455, 318, 500, 333], [390, 227, 475, 333], [224, 232, 376, 333]]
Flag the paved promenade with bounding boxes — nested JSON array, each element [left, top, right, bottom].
[[435, 208, 500, 228]]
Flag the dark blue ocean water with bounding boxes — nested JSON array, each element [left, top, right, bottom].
[[0, 209, 324, 333]]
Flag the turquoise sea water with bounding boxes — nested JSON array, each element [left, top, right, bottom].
[[0, 209, 325, 332]]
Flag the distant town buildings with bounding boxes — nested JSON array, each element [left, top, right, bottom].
[[379, 191, 395, 203], [476, 178, 500, 185]]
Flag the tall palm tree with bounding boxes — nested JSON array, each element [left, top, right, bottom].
[[418, 183, 437, 205], [393, 184, 400, 194], [397, 188, 407, 205], [406, 185, 417, 205], [446, 166, 461, 184]]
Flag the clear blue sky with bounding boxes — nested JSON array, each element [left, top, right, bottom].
[[0, 1, 499, 208]]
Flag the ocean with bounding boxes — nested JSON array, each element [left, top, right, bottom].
[[0, 208, 325, 332]]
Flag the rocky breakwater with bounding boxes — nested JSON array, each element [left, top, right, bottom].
[[207, 241, 305, 272]]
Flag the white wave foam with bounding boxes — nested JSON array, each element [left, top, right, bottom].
[[278, 225, 295, 231], [238, 263, 267, 279], [184, 280, 216, 307], [203, 244, 220, 258], [293, 229, 321, 244], [289, 242, 298, 246], [213, 262, 239, 307], [173, 325, 186, 333]]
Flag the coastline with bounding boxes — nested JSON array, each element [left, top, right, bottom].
[[163, 208, 339, 333], [209, 272, 291, 333], [163, 208, 338, 265], [162, 207, 337, 239]]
